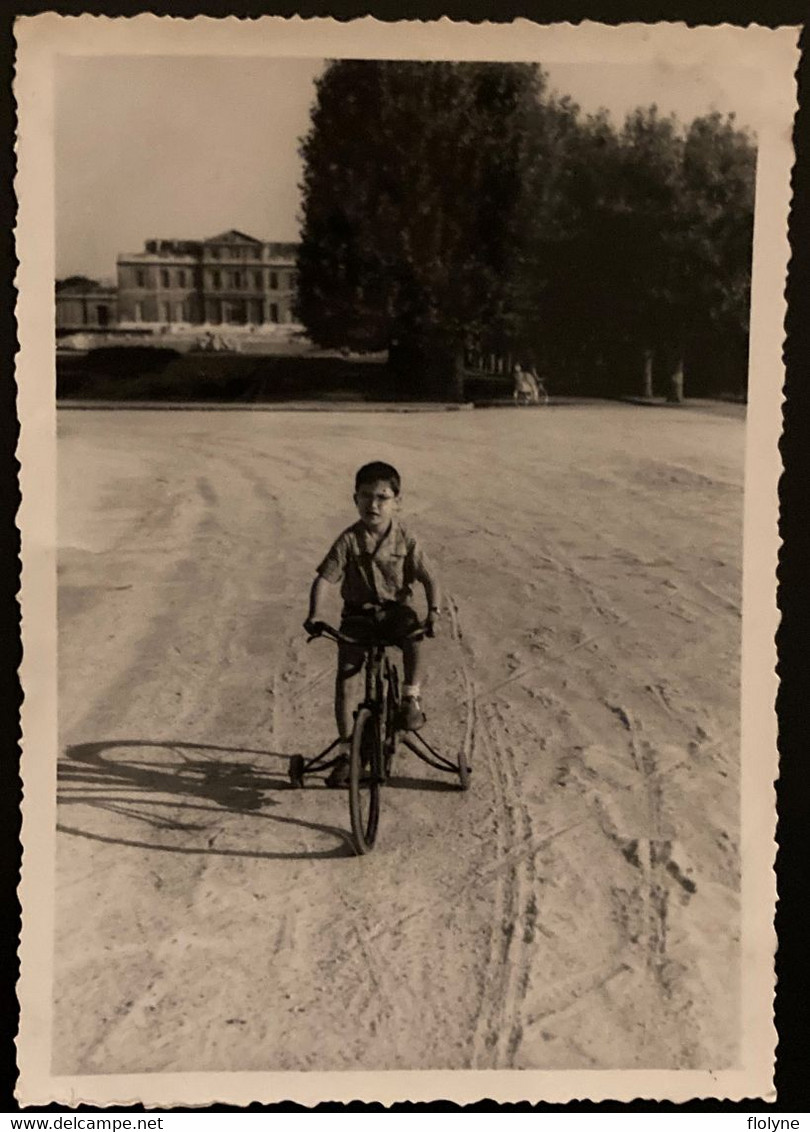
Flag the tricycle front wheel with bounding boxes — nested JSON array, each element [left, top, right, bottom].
[[349, 707, 381, 854], [383, 663, 400, 775]]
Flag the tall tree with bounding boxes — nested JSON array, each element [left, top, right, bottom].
[[679, 112, 756, 398], [537, 105, 755, 402], [296, 60, 545, 398], [515, 105, 629, 393], [297, 65, 755, 401]]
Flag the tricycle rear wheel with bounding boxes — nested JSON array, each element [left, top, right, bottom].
[[457, 746, 471, 791]]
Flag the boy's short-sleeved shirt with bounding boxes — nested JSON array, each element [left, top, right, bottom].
[[317, 520, 435, 607]]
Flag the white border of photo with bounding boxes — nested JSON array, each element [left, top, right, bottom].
[[14, 14, 797, 1107]]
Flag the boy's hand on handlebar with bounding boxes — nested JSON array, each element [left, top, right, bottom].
[[303, 618, 325, 637], [426, 611, 440, 638]]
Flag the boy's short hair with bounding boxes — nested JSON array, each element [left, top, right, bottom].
[[355, 461, 401, 496]]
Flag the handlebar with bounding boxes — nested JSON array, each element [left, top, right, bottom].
[[305, 620, 433, 645]]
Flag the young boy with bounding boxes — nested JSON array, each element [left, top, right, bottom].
[[304, 461, 441, 787]]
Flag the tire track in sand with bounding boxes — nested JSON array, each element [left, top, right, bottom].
[[448, 589, 540, 1069], [447, 592, 515, 1067], [446, 593, 477, 784], [600, 704, 698, 989], [470, 701, 542, 1067]]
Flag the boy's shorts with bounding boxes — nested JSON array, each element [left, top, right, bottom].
[[339, 600, 420, 649]]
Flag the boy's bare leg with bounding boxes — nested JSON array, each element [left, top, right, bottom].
[[335, 659, 363, 741], [402, 639, 422, 687], [398, 639, 426, 729]]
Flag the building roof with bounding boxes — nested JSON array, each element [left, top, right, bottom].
[[56, 276, 116, 295], [117, 251, 199, 263], [115, 232, 299, 264], [265, 242, 299, 258], [205, 229, 263, 244]]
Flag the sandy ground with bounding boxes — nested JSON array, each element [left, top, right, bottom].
[[54, 403, 744, 1074]]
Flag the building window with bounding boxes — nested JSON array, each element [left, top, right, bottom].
[[136, 269, 146, 288], [161, 269, 170, 288], [270, 302, 279, 323], [211, 247, 220, 260], [178, 270, 186, 287], [233, 270, 243, 290], [254, 271, 263, 289], [161, 301, 172, 323], [251, 247, 261, 260], [212, 270, 221, 289], [269, 272, 278, 290]]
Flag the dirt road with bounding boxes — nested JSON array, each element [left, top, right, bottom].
[[54, 403, 744, 1073]]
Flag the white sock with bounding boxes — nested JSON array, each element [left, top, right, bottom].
[[402, 684, 421, 699]]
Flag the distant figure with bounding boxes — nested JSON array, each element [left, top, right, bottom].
[[513, 364, 539, 405], [528, 365, 549, 405]]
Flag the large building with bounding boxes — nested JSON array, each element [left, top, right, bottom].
[[55, 278, 118, 334], [115, 229, 299, 328]]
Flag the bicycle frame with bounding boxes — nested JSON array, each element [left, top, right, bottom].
[[361, 642, 385, 712], [288, 629, 399, 785], [357, 643, 399, 780], [288, 619, 470, 801]]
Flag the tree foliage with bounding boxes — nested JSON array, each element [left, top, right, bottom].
[[517, 105, 756, 399], [297, 60, 545, 394], [296, 60, 757, 400]]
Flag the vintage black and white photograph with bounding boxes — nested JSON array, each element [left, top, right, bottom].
[[14, 15, 795, 1106]]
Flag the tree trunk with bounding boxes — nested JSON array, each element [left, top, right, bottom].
[[388, 335, 428, 398], [388, 332, 466, 400], [448, 346, 466, 402], [417, 326, 464, 401], [666, 354, 685, 403], [642, 349, 654, 399]]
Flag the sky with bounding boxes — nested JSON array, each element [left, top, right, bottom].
[[55, 56, 324, 280], [55, 52, 762, 281]]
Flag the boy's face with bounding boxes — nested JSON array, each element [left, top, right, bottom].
[[354, 479, 399, 533]]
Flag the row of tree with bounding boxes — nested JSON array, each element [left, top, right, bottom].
[[295, 61, 756, 401]]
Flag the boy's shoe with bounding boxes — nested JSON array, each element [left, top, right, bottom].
[[397, 695, 425, 732], [325, 754, 350, 788]]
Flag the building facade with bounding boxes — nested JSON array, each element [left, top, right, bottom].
[[116, 230, 299, 327], [55, 279, 118, 334]]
